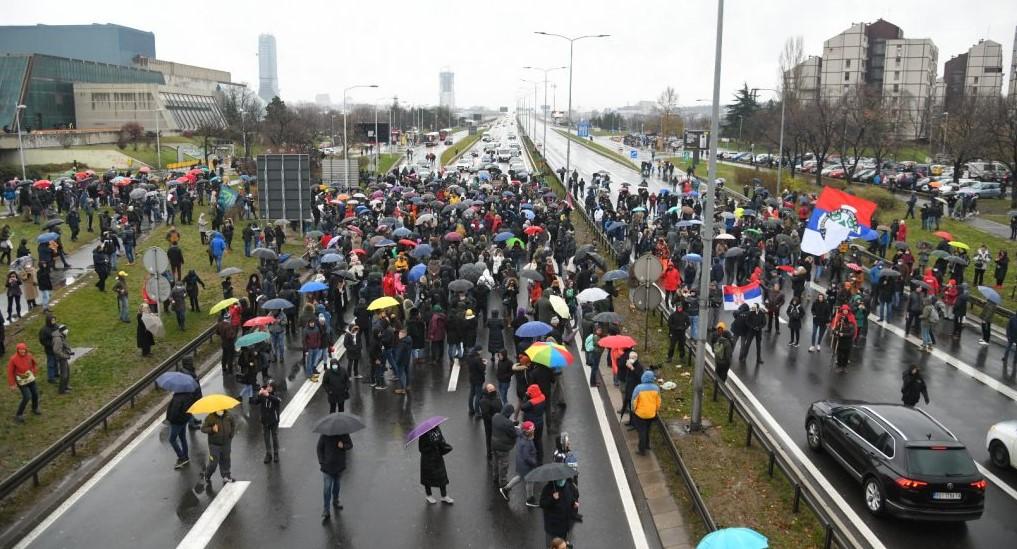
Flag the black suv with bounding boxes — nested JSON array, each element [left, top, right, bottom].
[[806, 401, 985, 521]]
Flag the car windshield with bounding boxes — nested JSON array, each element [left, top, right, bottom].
[[907, 448, 977, 477]]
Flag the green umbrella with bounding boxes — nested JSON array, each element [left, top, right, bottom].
[[235, 331, 270, 349], [506, 237, 525, 248]]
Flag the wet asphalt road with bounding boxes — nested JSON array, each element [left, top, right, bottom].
[[20, 125, 643, 549], [536, 126, 1017, 549]]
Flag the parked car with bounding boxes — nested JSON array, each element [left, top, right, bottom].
[[966, 161, 1011, 182], [852, 168, 877, 183], [806, 400, 985, 521], [455, 158, 472, 171], [987, 420, 1017, 469], [957, 181, 1002, 199]]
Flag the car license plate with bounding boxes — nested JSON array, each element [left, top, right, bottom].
[[933, 492, 962, 500]]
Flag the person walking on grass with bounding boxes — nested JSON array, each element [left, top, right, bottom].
[[7, 343, 40, 423], [317, 431, 352, 520], [51, 324, 74, 394]]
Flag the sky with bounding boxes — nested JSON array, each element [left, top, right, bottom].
[[5, 0, 1017, 112]]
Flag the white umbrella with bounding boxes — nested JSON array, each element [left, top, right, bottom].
[[715, 233, 736, 240], [549, 295, 571, 318], [141, 312, 165, 338], [576, 287, 609, 303]]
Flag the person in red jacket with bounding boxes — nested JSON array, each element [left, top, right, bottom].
[[7, 342, 40, 423], [661, 261, 681, 307]]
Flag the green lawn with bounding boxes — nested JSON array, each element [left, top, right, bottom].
[[0, 213, 300, 481], [590, 128, 623, 137], [554, 129, 638, 170], [72, 143, 188, 169], [441, 133, 482, 166], [377, 153, 401, 174]]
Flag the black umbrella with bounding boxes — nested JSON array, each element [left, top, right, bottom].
[[913, 280, 933, 291], [43, 218, 64, 229], [336, 270, 358, 281], [519, 269, 543, 281], [724, 247, 745, 258], [282, 257, 308, 270], [892, 241, 909, 250], [525, 463, 576, 482], [449, 279, 474, 292], [946, 255, 968, 266], [879, 269, 901, 277], [311, 413, 366, 436], [252, 248, 278, 260], [593, 312, 623, 324]]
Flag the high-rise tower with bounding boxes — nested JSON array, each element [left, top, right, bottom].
[[258, 34, 279, 102]]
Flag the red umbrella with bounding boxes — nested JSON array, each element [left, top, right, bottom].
[[346, 226, 363, 236], [398, 239, 417, 247], [138, 166, 151, 173], [933, 230, 953, 240], [74, 171, 89, 181], [845, 262, 863, 272], [351, 248, 367, 255], [114, 178, 133, 187], [598, 335, 637, 349], [175, 176, 190, 184], [243, 315, 277, 328], [777, 265, 795, 273], [524, 226, 544, 236], [32, 180, 52, 190], [444, 232, 463, 242]]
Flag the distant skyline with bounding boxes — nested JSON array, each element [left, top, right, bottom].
[[3, 0, 1015, 111]]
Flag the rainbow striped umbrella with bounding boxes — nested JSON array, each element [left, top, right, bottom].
[[525, 342, 574, 369]]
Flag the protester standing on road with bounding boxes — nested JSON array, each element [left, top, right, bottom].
[[520, 384, 547, 462], [786, 296, 804, 347], [631, 371, 661, 455], [317, 431, 352, 519], [166, 384, 196, 469], [501, 420, 538, 506], [200, 408, 237, 487], [466, 346, 486, 415], [539, 478, 580, 546], [418, 425, 454, 504], [479, 383, 502, 459], [901, 365, 930, 407], [809, 292, 832, 352], [251, 381, 281, 463], [323, 358, 350, 413], [739, 304, 765, 364], [7, 342, 40, 423], [1002, 313, 1017, 367], [491, 404, 517, 489], [302, 317, 326, 381]]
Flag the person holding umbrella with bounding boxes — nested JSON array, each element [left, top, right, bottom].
[[539, 474, 580, 546], [161, 372, 199, 469], [317, 428, 353, 519], [196, 397, 239, 488], [415, 420, 454, 504]]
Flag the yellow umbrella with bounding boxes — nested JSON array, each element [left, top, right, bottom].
[[367, 296, 401, 311], [947, 241, 970, 250], [209, 297, 239, 315], [549, 295, 571, 318], [187, 394, 240, 415]]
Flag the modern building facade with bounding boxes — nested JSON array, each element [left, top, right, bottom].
[[785, 56, 821, 100], [0, 23, 155, 67], [131, 56, 238, 95], [439, 69, 454, 110], [73, 83, 225, 132], [943, 40, 1004, 109], [258, 34, 280, 103]]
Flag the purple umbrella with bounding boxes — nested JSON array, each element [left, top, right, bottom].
[[405, 416, 448, 447]]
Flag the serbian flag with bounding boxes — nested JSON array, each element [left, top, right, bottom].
[[801, 187, 878, 257], [722, 281, 763, 310]]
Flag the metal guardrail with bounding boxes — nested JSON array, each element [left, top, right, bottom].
[[0, 324, 218, 502]]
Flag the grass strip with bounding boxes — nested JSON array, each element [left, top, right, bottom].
[[441, 133, 483, 166], [553, 128, 639, 170]]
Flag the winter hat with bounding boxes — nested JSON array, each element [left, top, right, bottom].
[[521, 421, 535, 432], [526, 384, 544, 401], [641, 371, 656, 384]]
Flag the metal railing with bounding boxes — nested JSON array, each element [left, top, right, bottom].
[[0, 324, 219, 502]]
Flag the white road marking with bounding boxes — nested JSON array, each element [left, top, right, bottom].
[[977, 463, 1017, 502], [174, 481, 250, 549], [447, 360, 460, 392], [278, 340, 345, 428]]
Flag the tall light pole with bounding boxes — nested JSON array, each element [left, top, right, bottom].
[[535, 32, 610, 176], [343, 84, 379, 189], [520, 79, 539, 140], [523, 65, 566, 153], [14, 104, 27, 180], [751, 88, 786, 196], [691, 0, 724, 432]]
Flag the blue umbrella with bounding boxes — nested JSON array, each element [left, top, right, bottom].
[[375, 239, 396, 247], [37, 232, 59, 243], [977, 285, 1001, 304], [521, 209, 536, 220], [632, 207, 647, 213], [408, 263, 427, 282], [658, 189, 670, 195], [501, 190, 515, 197], [515, 321, 553, 338], [262, 298, 295, 310], [520, 203, 534, 210], [603, 269, 629, 282], [393, 227, 412, 238], [410, 244, 433, 258], [494, 231, 515, 243], [235, 331, 271, 349], [606, 221, 627, 232], [299, 281, 328, 293], [683, 253, 703, 263], [320, 253, 342, 264], [156, 372, 199, 393], [697, 527, 768, 549]]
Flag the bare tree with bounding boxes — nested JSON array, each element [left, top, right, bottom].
[[778, 36, 805, 101], [655, 86, 681, 142], [942, 97, 992, 182], [838, 87, 880, 178], [988, 96, 1017, 206], [216, 87, 262, 158], [800, 99, 841, 186]]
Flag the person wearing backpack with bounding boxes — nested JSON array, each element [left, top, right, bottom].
[[711, 323, 734, 382], [920, 297, 941, 352], [786, 296, 804, 347], [584, 327, 603, 387]]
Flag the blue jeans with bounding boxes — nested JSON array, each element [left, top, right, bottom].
[[497, 381, 511, 404], [689, 315, 699, 340], [305, 348, 325, 377], [878, 301, 890, 320], [448, 342, 463, 362], [214, 255, 223, 272], [169, 423, 188, 459], [811, 323, 827, 347], [1003, 340, 1017, 363], [469, 382, 483, 414], [921, 325, 932, 347], [271, 332, 285, 363], [46, 353, 58, 382], [125, 244, 135, 264], [384, 348, 398, 372], [323, 472, 341, 511], [395, 361, 410, 389], [40, 289, 52, 308], [244, 240, 252, 257]]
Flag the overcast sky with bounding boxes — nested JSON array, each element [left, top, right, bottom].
[[6, 0, 1017, 111]]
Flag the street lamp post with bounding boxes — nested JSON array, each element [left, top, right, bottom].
[[343, 84, 379, 190], [691, 0, 724, 433], [520, 79, 539, 140], [535, 32, 610, 176], [751, 87, 787, 196], [14, 104, 27, 180], [523, 65, 567, 156]]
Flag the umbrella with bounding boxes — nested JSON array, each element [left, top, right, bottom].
[[36, 232, 59, 244], [576, 287, 610, 303], [43, 218, 64, 229], [392, 227, 412, 238], [32, 180, 52, 190], [312, 413, 366, 436], [209, 298, 239, 315], [892, 241, 909, 250], [525, 342, 574, 368], [306, 230, 324, 238], [494, 231, 515, 243], [300, 281, 328, 293], [519, 269, 544, 281], [415, 213, 435, 226], [320, 253, 343, 264], [187, 394, 241, 415], [947, 241, 970, 250], [375, 239, 397, 248], [598, 334, 637, 348], [262, 298, 295, 310], [449, 279, 474, 292], [845, 262, 863, 272], [155, 372, 199, 393], [946, 255, 969, 266], [515, 321, 553, 338], [130, 188, 147, 200], [603, 270, 629, 282], [243, 315, 277, 328], [929, 249, 950, 260], [505, 237, 525, 249], [913, 280, 933, 291], [549, 295, 570, 318], [593, 312, 624, 325], [715, 233, 736, 240], [252, 248, 278, 260], [405, 416, 449, 447], [697, 527, 768, 549], [523, 226, 544, 236], [879, 268, 901, 278], [933, 230, 954, 240], [235, 331, 271, 349], [444, 232, 463, 242], [977, 285, 1001, 304], [410, 244, 433, 258], [605, 221, 627, 233], [368, 296, 400, 311], [724, 247, 745, 258], [216, 267, 243, 278], [1008, 209, 1017, 217], [274, 219, 290, 227], [682, 253, 702, 263], [281, 257, 308, 270], [408, 263, 427, 282], [335, 270, 358, 281]]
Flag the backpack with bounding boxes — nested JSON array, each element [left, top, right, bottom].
[[713, 336, 732, 363], [927, 305, 940, 325]]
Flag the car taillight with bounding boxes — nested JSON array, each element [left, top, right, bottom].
[[970, 479, 987, 490], [896, 478, 929, 489]]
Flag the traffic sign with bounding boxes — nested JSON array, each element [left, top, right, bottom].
[[629, 149, 638, 159], [631, 253, 663, 284], [142, 247, 170, 275], [629, 285, 662, 312], [145, 277, 172, 302]]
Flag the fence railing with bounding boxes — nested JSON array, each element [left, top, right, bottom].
[[0, 324, 219, 502]]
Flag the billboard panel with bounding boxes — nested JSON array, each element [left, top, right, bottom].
[[256, 154, 311, 230], [354, 122, 391, 144]]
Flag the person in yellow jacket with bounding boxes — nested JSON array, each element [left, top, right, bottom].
[[630, 371, 661, 455]]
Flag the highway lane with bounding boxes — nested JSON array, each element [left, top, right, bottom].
[[535, 120, 1017, 549]]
